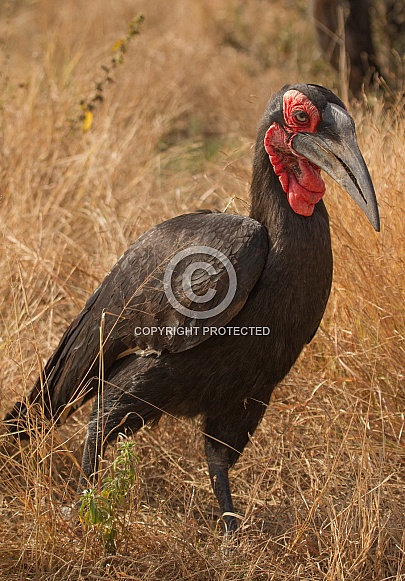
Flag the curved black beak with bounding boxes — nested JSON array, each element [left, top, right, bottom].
[[292, 103, 380, 231]]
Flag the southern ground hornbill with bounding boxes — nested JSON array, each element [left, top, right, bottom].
[[5, 84, 379, 534]]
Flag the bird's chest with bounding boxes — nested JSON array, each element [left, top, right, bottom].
[[267, 233, 331, 325], [240, 229, 332, 380]]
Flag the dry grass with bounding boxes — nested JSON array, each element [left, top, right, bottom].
[[0, 0, 404, 579]]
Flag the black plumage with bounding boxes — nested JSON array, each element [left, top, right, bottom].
[[5, 84, 379, 534]]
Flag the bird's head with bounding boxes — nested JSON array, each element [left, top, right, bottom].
[[260, 83, 380, 231]]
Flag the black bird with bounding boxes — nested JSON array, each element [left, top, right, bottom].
[[5, 84, 379, 534]]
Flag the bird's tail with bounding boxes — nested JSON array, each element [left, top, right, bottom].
[[3, 367, 98, 440], [4, 353, 99, 442], [3, 285, 120, 439]]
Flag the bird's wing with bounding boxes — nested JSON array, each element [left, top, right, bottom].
[[29, 211, 268, 418]]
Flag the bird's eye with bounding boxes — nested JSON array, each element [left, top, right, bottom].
[[293, 110, 309, 123]]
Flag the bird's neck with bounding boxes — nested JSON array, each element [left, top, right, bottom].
[[249, 142, 293, 233], [249, 130, 329, 239]]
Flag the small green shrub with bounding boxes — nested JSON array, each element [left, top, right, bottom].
[[79, 435, 139, 554]]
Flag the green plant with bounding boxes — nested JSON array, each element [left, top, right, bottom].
[[79, 435, 139, 554]]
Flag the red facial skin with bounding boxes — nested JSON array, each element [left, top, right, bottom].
[[264, 90, 326, 217]]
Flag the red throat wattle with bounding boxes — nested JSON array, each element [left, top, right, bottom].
[[264, 90, 325, 217]]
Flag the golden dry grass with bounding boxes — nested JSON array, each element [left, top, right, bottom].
[[0, 0, 404, 579]]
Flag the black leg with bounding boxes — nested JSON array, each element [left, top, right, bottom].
[[203, 396, 269, 536], [78, 412, 104, 492], [78, 378, 163, 492], [204, 437, 238, 534]]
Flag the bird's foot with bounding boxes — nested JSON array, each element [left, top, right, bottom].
[[220, 512, 241, 556]]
